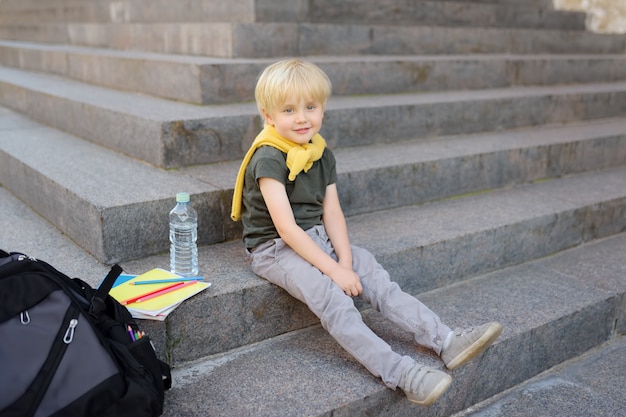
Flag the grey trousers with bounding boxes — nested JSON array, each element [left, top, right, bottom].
[[248, 225, 451, 388]]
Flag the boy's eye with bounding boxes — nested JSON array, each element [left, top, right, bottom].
[[283, 108, 293, 113], [307, 104, 316, 110]]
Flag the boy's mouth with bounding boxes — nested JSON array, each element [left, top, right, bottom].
[[294, 127, 310, 134]]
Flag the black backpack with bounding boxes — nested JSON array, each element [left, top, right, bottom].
[[0, 250, 172, 417]]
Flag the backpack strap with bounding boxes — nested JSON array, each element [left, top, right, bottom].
[[89, 264, 123, 317], [0, 250, 25, 268], [160, 360, 172, 390]]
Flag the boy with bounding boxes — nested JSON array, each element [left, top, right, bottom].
[[231, 59, 502, 406]]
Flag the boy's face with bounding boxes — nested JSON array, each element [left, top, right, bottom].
[[263, 94, 325, 145]]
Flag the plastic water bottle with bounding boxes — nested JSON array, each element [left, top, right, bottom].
[[169, 192, 199, 277]]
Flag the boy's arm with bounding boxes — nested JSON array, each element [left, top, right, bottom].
[[259, 177, 362, 296], [321, 183, 353, 270]]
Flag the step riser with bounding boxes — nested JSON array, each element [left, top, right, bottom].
[[1, 23, 623, 57], [336, 300, 617, 417], [326, 89, 626, 152], [338, 134, 626, 217], [374, 286, 618, 416], [300, 25, 626, 57], [0, 0, 583, 31], [0, 24, 69, 44], [149, 181, 626, 363], [2, 79, 626, 168], [0, 4, 109, 25], [445, 0, 553, 5], [0, 43, 267, 104], [2, 43, 626, 105], [164, 311, 618, 416], [0, 154, 228, 264], [306, 0, 586, 30], [0, 0, 256, 24]]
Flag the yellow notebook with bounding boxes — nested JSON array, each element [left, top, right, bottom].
[[110, 268, 211, 320]]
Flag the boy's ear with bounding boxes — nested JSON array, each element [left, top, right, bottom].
[[261, 109, 274, 126]]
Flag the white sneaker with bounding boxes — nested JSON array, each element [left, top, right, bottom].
[[399, 363, 452, 406], [442, 321, 503, 370]]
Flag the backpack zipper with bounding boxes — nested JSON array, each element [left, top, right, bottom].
[[25, 304, 81, 417], [20, 311, 30, 324], [63, 318, 79, 344]]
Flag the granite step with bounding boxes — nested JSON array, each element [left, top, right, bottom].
[[0, 0, 584, 30], [0, 152, 626, 416], [158, 231, 626, 416], [451, 333, 626, 417], [453, 336, 626, 417], [2, 179, 623, 416], [0, 2, 111, 25], [2, 41, 626, 104], [0, 1, 622, 415], [307, 0, 586, 30], [2, 65, 626, 169], [450, 0, 553, 5], [0, 0, 256, 25], [2, 99, 626, 264], [120, 164, 626, 364], [0, 106, 224, 265], [0, 22, 622, 57]]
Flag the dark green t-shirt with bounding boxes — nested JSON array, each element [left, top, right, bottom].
[[242, 145, 337, 249]]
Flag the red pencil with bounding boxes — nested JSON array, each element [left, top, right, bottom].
[[134, 280, 198, 303], [120, 281, 186, 305]]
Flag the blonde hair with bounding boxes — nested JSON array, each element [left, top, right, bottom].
[[255, 59, 332, 119]]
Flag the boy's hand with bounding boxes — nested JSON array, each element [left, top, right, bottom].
[[328, 264, 363, 296]]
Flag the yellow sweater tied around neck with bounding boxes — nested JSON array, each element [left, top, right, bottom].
[[230, 124, 327, 221]]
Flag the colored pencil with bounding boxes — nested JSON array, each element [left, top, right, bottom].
[[134, 280, 198, 303], [120, 281, 185, 305], [131, 277, 203, 285]]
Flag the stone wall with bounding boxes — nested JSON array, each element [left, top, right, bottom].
[[553, 0, 626, 33]]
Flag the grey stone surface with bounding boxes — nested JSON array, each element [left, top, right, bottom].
[[454, 336, 626, 417], [298, 24, 625, 57], [157, 234, 625, 416], [0, 0, 255, 25], [3, 98, 626, 264], [67, 167, 626, 361], [0, 20, 624, 57], [307, 0, 586, 30], [331, 118, 626, 216], [4, 178, 623, 416], [2, 41, 626, 105], [538, 235, 626, 335], [349, 166, 626, 294], [2, 65, 626, 168], [0, 64, 258, 167], [0, 186, 111, 282], [0, 2, 110, 25], [4, 142, 625, 362], [0, 108, 223, 263], [0, 23, 70, 44], [1, 1, 625, 415]]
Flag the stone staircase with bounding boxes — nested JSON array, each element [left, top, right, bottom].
[[0, 0, 625, 416]]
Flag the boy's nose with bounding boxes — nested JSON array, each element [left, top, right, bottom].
[[295, 109, 307, 122]]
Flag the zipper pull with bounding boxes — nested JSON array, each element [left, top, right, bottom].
[[20, 311, 30, 324], [63, 319, 78, 344]]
